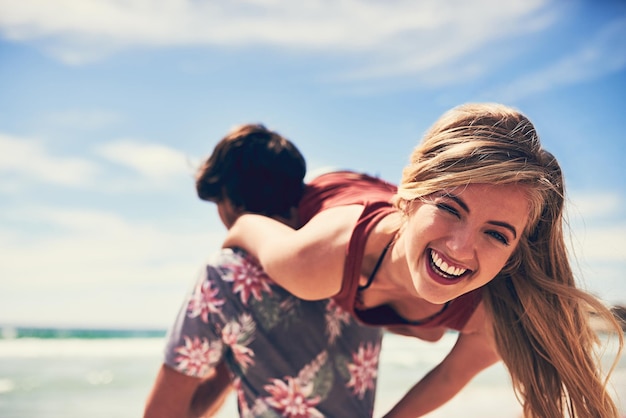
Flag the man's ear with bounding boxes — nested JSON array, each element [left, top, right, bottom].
[[231, 204, 247, 219], [216, 197, 244, 229]]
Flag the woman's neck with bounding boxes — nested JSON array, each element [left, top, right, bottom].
[[361, 222, 446, 322], [360, 215, 412, 303]]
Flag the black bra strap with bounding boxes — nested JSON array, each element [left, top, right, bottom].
[[359, 238, 394, 290]]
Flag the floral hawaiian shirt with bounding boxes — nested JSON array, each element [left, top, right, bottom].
[[164, 248, 383, 418]]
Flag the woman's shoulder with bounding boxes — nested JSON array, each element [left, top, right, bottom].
[[307, 170, 397, 192], [300, 170, 397, 223]]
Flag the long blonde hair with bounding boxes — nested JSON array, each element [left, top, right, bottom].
[[395, 103, 624, 418]]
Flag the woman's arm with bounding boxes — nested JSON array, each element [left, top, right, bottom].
[[223, 205, 363, 300], [383, 305, 500, 417]]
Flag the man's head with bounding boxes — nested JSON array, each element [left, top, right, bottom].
[[196, 123, 306, 227]]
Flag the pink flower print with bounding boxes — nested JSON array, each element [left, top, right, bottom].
[[231, 343, 255, 370], [232, 378, 251, 417], [346, 342, 380, 399], [174, 336, 221, 378], [222, 314, 256, 370], [325, 299, 352, 344], [222, 257, 273, 305], [187, 278, 225, 323], [264, 377, 323, 418]]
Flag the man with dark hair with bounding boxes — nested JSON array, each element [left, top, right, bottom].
[[144, 124, 382, 418], [195, 123, 306, 223]]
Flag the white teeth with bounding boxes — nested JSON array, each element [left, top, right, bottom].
[[430, 250, 467, 278]]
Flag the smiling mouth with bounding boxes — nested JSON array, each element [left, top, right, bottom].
[[429, 249, 469, 280]]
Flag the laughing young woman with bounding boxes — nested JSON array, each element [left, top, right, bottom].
[[223, 103, 623, 418]]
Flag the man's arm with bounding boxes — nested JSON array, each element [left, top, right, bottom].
[[189, 362, 233, 417], [144, 362, 232, 418]]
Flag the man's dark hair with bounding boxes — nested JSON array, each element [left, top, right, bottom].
[[196, 124, 306, 218]]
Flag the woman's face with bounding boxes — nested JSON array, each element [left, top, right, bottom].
[[402, 183, 530, 304]]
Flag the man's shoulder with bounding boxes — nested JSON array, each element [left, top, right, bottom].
[[202, 247, 276, 298], [207, 247, 259, 268], [206, 248, 265, 274]]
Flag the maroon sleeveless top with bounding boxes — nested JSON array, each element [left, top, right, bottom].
[[298, 171, 482, 331]]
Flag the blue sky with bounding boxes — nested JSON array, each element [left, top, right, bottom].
[[0, 0, 624, 329]]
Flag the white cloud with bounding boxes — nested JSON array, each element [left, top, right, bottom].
[[0, 206, 224, 287], [560, 193, 625, 301], [576, 262, 625, 305], [570, 223, 626, 262], [332, 0, 557, 82], [0, 133, 99, 188], [566, 191, 626, 263], [488, 16, 626, 101], [0, 131, 198, 192], [0, 205, 225, 327], [96, 139, 195, 180], [44, 109, 122, 130], [0, 0, 552, 74], [567, 191, 622, 221]]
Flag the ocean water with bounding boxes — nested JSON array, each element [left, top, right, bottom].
[[0, 328, 623, 418]]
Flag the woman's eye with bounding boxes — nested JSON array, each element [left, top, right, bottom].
[[436, 203, 459, 218], [487, 230, 509, 246]]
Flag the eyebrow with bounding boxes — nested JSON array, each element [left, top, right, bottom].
[[487, 220, 518, 239], [444, 193, 518, 239]]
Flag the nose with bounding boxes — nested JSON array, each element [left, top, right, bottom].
[[444, 225, 476, 262]]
